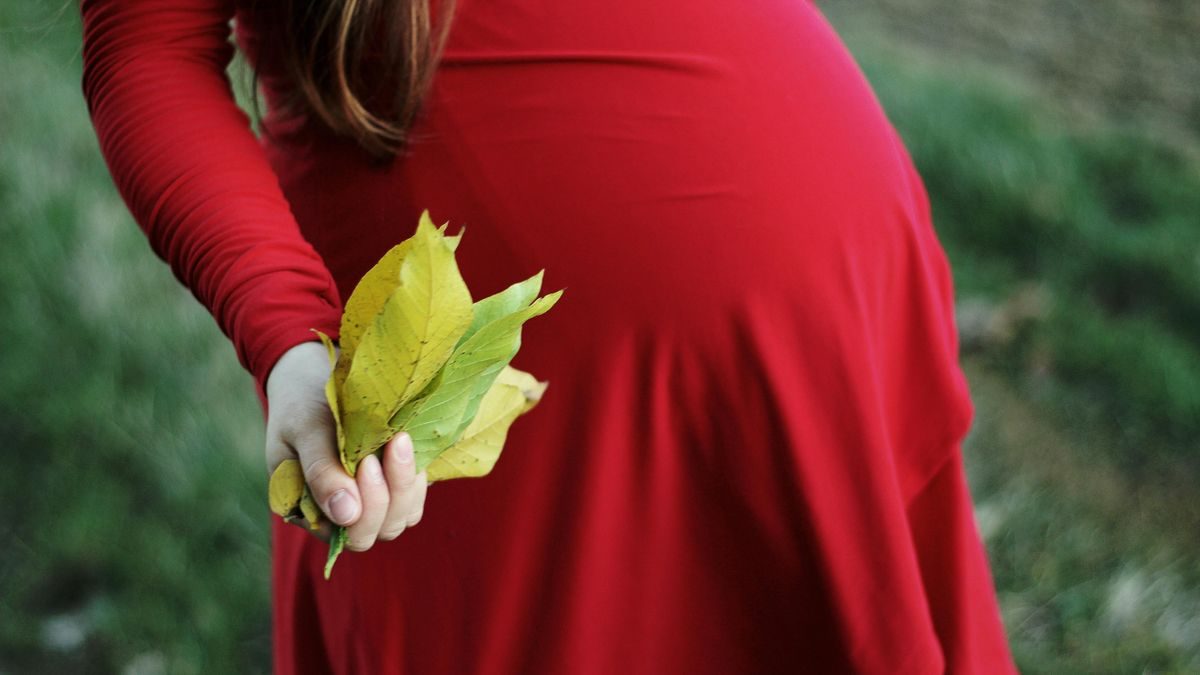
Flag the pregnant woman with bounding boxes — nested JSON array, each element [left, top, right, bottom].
[[80, 0, 1017, 672]]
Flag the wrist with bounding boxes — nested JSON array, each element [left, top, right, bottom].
[[266, 339, 332, 399]]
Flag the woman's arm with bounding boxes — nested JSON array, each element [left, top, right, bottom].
[[79, 0, 428, 548], [79, 0, 342, 396]]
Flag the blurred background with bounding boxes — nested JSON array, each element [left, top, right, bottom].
[[1, 1, 1197, 672]]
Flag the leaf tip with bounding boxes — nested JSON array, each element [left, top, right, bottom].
[[527, 379, 549, 404], [540, 288, 566, 309]]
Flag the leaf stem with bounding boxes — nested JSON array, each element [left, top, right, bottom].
[[324, 526, 348, 580]]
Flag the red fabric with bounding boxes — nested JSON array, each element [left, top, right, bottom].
[[81, 0, 1018, 672], [79, 0, 344, 394]]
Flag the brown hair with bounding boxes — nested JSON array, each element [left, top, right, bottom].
[[251, 0, 458, 159]]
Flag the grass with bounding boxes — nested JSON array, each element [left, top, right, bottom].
[[856, 47, 1200, 461], [0, 4, 270, 673], [963, 362, 1200, 673], [0, 2, 1197, 672], [844, 38, 1200, 673]]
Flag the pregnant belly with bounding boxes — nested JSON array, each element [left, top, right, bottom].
[[267, 0, 926, 345], [263, 0, 971, 518]]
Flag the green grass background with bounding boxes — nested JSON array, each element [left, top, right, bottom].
[[1, 2, 1197, 673]]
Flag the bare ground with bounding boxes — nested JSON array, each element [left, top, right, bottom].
[[817, 0, 1200, 153]]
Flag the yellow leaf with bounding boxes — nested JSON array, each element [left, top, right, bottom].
[[299, 487, 322, 530], [335, 240, 409, 391], [333, 211, 462, 393], [339, 211, 474, 473], [426, 366, 549, 482], [438, 219, 465, 252], [301, 209, 563, 579], [425, 382, 525, 481], [268, 459, 305, 518], [312, 329, 345, 455], [496, 364, 549, 413]]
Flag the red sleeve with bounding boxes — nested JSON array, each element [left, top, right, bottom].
[[79, 0, 343, 400]]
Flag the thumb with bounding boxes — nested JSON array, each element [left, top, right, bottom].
[[297, 437, 361, 527]]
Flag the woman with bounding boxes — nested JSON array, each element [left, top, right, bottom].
[[80, 0, 1018, 671]]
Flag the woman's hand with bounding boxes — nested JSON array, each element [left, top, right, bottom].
[[264, 341, 428, 551]]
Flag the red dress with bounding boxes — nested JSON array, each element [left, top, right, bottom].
[[81, 0, 1018, 672]]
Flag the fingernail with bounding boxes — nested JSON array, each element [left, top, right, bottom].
[[396, 432, 414, 463], [362, 453, 385, 485], [327, 489, 359, 525]]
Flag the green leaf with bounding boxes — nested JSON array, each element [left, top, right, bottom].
[[455, 269, 544, 350], [392, 289, 563, 472]]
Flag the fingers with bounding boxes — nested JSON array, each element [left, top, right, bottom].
[[380, 432, 429, 541], [297, 433, 362, 528], [346, 453, 390, 551], [292, 429, 427, 552]]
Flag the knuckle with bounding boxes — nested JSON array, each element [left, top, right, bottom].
[[346, 538, 374, 553], [380, 523, 407, 540], [304, 456, 344, 495], [345, 527, 377, 552], [365, 484, 391, 510], [392, 467, 419, 491], [290, 420, 333, 449], [264, 442, 294, 474], [278, 401, 331, 440]]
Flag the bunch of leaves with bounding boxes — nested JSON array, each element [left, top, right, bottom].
[[267, 209, 563, 577]]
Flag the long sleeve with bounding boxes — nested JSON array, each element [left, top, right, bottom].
[[79, 0, 343, 397]]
